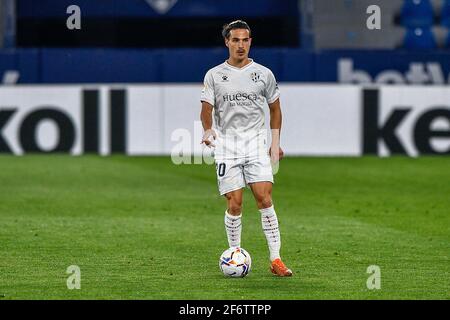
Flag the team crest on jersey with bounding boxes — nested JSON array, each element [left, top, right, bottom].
[[251, 72, 261, 83]]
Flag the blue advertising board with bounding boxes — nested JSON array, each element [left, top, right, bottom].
[[2, 48, 450, 84], [316, 50, 450, 85]]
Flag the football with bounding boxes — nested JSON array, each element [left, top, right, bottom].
[[219, 247, 252, 278]]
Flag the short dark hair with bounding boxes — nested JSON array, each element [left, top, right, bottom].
[[222, 20, 251, 39]]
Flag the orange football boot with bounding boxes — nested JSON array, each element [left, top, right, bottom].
[[270, 258, 293, 277]]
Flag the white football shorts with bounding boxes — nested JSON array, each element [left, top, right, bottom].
[[215, 155, 274, 196]]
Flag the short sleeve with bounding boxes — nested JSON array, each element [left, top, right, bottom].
[[201, 71, 215, 106], [265, 70, 280, 104]]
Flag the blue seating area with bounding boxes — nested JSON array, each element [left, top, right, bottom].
[[404, 27, 437, 49], [441, 0, 450, 27], [399, 0, 450, 49], [446, 29, 450, 47], [401, 0, 435, 28]]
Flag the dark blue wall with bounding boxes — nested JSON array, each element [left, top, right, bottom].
[[18, 0, 298, 18]]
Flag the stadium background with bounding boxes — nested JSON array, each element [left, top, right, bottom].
[[0, 0, 448, 300]]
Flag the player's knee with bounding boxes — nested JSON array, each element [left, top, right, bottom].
[[229, 198, 242, 214], [228, 204, 242, 215], [225, 194, 242, 215], [257, 196, 273, 209]]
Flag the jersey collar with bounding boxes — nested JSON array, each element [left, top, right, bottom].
[[225, 59, 254, 71]]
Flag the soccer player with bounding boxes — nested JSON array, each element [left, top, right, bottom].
[[200, 20, 292, 277]]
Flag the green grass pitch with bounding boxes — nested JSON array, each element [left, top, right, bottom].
[[0, 155, 448, 300]]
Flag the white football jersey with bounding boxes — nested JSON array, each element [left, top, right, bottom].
[[201, 59, 280, 159]]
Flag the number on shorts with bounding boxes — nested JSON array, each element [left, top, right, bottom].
[[217, 163, 226, 177]]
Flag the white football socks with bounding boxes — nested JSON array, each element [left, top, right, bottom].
[[260, 205, 281, 261], [224, 210, 242, 248]]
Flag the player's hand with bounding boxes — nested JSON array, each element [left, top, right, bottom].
[[269, 145, 284, 163], [201, 129, 217, 148]]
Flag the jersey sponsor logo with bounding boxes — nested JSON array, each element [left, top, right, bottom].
[[221, 74, 229, 82], [222, 92, 258, 102], [222, 92, 260, 107]]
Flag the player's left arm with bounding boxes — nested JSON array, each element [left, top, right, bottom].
[[268, 98, 284, 162]]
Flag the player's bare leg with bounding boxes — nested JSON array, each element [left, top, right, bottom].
[[224, 189, 243, 248], [249, 181, 292, 277]]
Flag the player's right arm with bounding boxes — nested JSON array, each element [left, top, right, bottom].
[[200, 101, 216, 147], [200, 70, 217, 147]]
